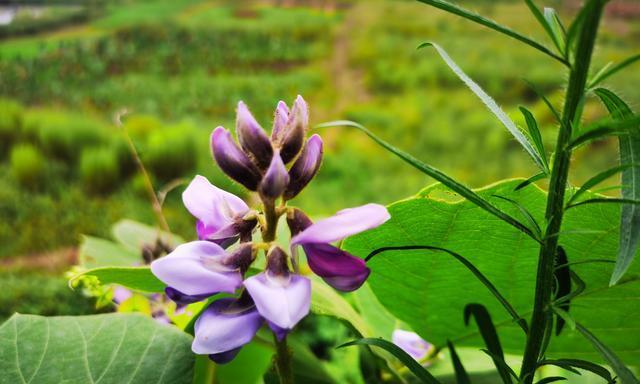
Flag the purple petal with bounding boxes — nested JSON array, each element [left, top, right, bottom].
[[284, 134, 323, 200], [209, 348, 242, 364], [192, 298, 263, 355], [165, 287, 212, 305], [268, 322, 289, 341], [150, 241, 242, 296], [196, 220, 239, 247], [244, 273, 310, 330], [183, 175, 249, 236], [236, 101, 273, 169], [271, 100, 290, 140], [392, 330, 432, 361], [302, 243, 370, 291], [291, 204, 390, 245], [211, 127, 262, 190], [258, 151, 290, 198], [112, 286, 132, 304]]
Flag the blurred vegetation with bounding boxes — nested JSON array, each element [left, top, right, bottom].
[[0, 4, 638, 377]]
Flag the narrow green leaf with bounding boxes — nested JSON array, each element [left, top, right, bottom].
[[575, 323, 639, 384], [551, 306, 576, 333], [554, 271, 586, 306], [464, 304, 512, 384], [567, 164, 636, 207], [338, 338, 441, 384], [479, 349, 518, 383], [520, 106, 550, 173], [588, 53, 640, 89], [593, 88, 640, 285], [553, 247, 571, 335], [69, 266, 166, 293], [524, 80, 563, 125], [568, 126, 630, 150], [446, 340, 470, 384], [539, 359, 614, 383], [524, 0, 558, 52], [566, 198, 640, 210], [536, 377, 567, 384], [543, 7, 567, 54], [419, 43, 547, 172], [415, 0, 567, 64], [492, 194, 543, 239], [366, 246, 528, 333], [515, 172, 548, 191], [316, 120, 537, 240]]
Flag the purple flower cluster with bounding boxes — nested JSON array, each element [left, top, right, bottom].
[[151, 96, 390, 363]]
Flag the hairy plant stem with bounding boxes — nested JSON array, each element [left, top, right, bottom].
[[519, 1, 605, 382], [261, 197, 294, 384]]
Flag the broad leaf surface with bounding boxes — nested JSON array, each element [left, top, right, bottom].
[[0, 313, 194, 384], [78, 236, 140, 269], [112, 219, 184, 253], [71, 266, 166, 293], [343, 180, 640, 363]]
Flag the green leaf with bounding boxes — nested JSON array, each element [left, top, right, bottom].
[[446, 340, 470, 384], [70, 266, 166, 293], [536, 377, 567, 384], [316, 120, 536, 240], [491, 194, 543, 239], [366, 245, 527, 333], [78, 235, 140, 269], [553, 247, 571, 336], [515, 172, 548, 191], [588, 53, 640, 89], [415, 0, 567, 64], [593, 88, 640, 285], [567, 164, 636, 207], [524, 80, 563, 125], [524, 0, 557, 51], [112, 219, 184, 253], [418, 43, 547, 173], [338, 338, 440, 384], [464, 304, 512, 384], [216, 341, 274, 384], [566, 198, 640, 210], [551, 306, 576, 333], [343, 180, 640, 362], [575, 323, 639, 384], [519, 107, 550, 173], [538, 358, 614, 383], [543, 7, 567, 54], [0, 313, 194, 384]]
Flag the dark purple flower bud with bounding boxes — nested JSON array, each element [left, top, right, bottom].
[[284, 134, 323, 200], [302, 243, 370, 291], [223, 243, 255, 274], [271, 100, 289, 140], [192, 297, 263, 363], [165, 287, 211, 305], [211, 127, 261, 190], [258, 150, 289, 199], [236, 101, 273, 169], [275, 95, 308, 164], [286, 208, 313, 237], [244, 246, 310, 333]]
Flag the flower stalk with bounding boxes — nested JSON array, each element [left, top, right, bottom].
[[519, 1, 606, 382]]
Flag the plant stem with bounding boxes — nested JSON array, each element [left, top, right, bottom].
[[273, 334, 294, 384], [261, 198, 293, 383], [519, 1, 605, 382]]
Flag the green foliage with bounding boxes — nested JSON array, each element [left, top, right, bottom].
[[144, 125, 197, 182], [71, 266, 166, 293], [0, 313, 194, 384], [0, 99, 23, 153], [79, 147, 121, 194], [343, 180, 640, 364], [9, 144, 46, 190]]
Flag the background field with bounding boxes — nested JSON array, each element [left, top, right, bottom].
[[0, 0, 638, 381]]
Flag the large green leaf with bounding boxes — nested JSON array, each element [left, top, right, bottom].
[[112, 219, 184, 253], [70, 266, 166, 293], [78, 236, 140, 269], [343, 180, 640, 363], [0, 313, 194, 384]]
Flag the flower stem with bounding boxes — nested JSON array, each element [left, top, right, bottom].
[[273, 334, 294, 384], [519, 1, 605, 382], [262, 198, 279, 242]]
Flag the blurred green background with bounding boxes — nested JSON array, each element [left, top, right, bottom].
[[0, 0, 637, 380]]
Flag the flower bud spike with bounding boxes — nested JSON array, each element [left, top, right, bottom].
[[236, 101, 273, 169], [258, 150, 289, 199], [211, 127, 262, 190], [271, 100, 289, 140], [278, 95, 308, 164], [284, 134, 323, 200]]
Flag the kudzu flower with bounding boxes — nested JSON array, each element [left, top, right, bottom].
[[151, 96, 390, 363], [392, 329, 433, 362], [289, 204, 390, 291]]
